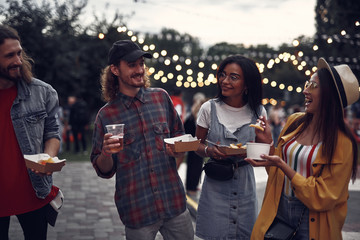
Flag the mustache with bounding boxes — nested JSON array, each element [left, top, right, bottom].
[[8, 65, 21, 70], [131, 73, 144, 78]]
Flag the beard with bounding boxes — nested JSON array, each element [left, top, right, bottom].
[[0, 65, 22, 83], [122, 73, 146, 88]]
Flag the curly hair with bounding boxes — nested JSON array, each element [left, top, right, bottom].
[[0, 25, 33, 83], [100, 64, 151, 102]]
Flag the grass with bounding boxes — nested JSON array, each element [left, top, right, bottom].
[[58, 150, 90, 162]]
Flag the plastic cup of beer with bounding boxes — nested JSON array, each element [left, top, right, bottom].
[[105, 124, 124, 151]]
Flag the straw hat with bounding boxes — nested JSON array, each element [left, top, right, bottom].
[[317, 58, 359, 109]]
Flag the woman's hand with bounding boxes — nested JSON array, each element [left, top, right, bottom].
[[206, 145, 227, 160], [254, 116, 273, 144], [246, 154, 296, 180], [245, 154, 283, 167]]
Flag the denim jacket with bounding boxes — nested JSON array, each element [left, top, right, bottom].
[[11, 78, 60, 199]]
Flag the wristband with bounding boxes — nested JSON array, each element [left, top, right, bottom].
[[204, 146, 209, 157]]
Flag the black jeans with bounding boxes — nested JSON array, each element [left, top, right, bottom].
[[72, 124, 87, 153], [185, 151, 204, 191], [0, 204, 48, 240]]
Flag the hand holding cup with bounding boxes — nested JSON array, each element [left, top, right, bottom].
[[105, 124, 125, 152]]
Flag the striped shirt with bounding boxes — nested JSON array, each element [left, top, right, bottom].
[[91, 87, 186, 228], [282, 137, 322, 196]]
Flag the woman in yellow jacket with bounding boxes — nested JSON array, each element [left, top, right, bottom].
[[246, 58, 359, 240]]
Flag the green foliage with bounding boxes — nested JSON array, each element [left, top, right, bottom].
[[0, 0, 118, 111], [314, 0, 360, 78]]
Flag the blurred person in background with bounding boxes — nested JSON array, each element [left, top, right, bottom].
[[268, 101, 286, 146], [184, 92, 207, 197], [170, 88, 186, 122], [64, 95, 76, 151], [247, 58, 359, 240], [68, 93, 89, 154]]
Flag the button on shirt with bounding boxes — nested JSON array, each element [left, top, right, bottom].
[[91, 87, 186, 228]]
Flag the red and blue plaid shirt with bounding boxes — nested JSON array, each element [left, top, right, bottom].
[[91, 87, 186, 228]]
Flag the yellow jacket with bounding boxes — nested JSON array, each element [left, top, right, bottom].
[[251, 112, 354, 240]]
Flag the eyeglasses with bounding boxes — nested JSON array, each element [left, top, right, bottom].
[[304, 80, 318, 91], [218, 72, 242, 82]]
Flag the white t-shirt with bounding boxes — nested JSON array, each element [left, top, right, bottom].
[[197, 100, 267, 133]]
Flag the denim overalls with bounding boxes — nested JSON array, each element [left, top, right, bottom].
[[196, 99, 263, 240]]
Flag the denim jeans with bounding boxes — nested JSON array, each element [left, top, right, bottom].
[[125, 209, 194, 240], [277, 193, 309, 240]]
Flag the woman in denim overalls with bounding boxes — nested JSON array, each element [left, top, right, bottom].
[[195, 55, 272, 239]]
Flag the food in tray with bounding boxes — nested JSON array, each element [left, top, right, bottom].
[[24, 154, 66, 173], [229, 143, 243, 149], [249, 122, 264, 131], [38, 157, 55, 165], [220, 144, 247, 155]]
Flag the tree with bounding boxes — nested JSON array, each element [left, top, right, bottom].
[[0, 0, 127, 113], [0, 0, 314, 113], [314, 0, 360, 78]]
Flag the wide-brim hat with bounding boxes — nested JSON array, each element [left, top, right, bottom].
[[108, 40, 152, 65], [317, 58, 359, 110]]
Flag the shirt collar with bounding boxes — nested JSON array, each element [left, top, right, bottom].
[[116, 87, 146, 108]]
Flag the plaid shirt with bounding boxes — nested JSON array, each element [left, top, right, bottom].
[[91, 87, 186, 228]]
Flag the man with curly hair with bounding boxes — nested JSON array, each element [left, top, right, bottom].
[[90, 40, 194, 240]]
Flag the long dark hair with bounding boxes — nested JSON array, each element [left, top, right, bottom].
[[0, 25, 33, 83], [216, 55, 263, 118], [284, 68, 358, 182]]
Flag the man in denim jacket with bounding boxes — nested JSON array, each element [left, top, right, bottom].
[[0, 25, 61, 240]]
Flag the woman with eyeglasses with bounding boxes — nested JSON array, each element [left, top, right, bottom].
[[194, 55, 272, 239], [246, 58, 359, 240]]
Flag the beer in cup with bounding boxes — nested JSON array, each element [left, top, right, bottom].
[[105, 124, 124, 151]]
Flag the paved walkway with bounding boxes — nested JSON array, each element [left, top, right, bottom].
[[9, 162, 360, 240]]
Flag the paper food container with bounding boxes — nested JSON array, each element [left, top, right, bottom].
[[246, 142, 270, 160], [24, 154, 66, 173], [218, 145, 247, 155], [206, 140, 247, 156], [164, 134, 200, 152]]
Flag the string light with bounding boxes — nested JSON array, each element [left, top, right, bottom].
[[98, 33, 105, 39], [99, 24, 359, 106]]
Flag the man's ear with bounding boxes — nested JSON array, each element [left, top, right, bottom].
[[110, 65, 119, 76]]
